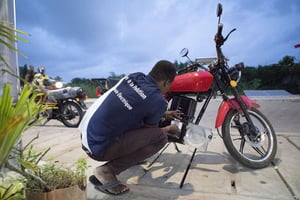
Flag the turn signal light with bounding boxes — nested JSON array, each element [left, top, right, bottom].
[[230, 80, 237, 87]]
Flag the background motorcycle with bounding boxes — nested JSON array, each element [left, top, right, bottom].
[[35, 84, 87, 128], [164, 3, 277, 169]]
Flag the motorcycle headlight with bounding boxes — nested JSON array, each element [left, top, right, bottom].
[[228, 63, 244, 84], [229, 70, 241, 83], [55, 81, 63, 89]]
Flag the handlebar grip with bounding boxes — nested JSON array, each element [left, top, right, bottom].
[[177, 63, 199, 74]]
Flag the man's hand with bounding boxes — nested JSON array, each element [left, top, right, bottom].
[[164, 110, 183, 120], [161, 124, 181, 135]]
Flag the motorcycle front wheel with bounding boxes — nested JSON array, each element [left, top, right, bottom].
[[222, 108, 277, 169], [60, 101, 84, 127]]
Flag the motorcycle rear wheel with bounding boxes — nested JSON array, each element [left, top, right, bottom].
[[60, 101, 84, 127], [222, 108, 277, 169]]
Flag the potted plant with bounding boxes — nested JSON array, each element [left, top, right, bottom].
[[5, 133, 87, 200], [24, 159, 87, 200]]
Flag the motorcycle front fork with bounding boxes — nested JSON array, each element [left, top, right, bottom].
[[230, 88, 260, 140]]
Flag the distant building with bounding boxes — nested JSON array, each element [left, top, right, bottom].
[[0, 0, 19, 101]]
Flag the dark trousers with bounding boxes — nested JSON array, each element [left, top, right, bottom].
[[86, 127, 168, 175]]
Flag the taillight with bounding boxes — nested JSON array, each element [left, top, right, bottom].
[[96, 87, 101, 97]]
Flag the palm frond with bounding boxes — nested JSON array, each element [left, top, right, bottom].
[[0, 84, 43, 167], [0, 20, 30, 69]]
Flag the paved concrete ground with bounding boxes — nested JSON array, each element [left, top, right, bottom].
[[22, 96, 300, 200]]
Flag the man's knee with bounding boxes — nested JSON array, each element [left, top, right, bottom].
[[152, 127, 168, 146]]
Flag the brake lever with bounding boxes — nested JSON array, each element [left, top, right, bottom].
[[223, 28, 236, 42]]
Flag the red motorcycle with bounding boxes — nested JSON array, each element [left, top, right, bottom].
[[164, 3, 277, 170]]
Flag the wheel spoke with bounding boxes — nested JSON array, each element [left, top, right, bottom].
[[263, 128, 268, 135], [231, 125, 240, 129], [252, 146, 266, 157], [233, 137, 243, 141]]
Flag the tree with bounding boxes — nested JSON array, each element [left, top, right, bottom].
[[174, 60, 188, 72], [53, 76, 62, 81], [241, 56, 300, 93], [107, 72, 125, 79], [279, 56, 295, 66]]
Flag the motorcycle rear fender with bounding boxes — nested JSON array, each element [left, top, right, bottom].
[[215, 95, 260, 128]]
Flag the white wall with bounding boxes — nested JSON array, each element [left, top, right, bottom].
[[0, 0, 19, 101]]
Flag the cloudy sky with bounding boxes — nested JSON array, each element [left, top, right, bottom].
[[16, 0, 300, 82]]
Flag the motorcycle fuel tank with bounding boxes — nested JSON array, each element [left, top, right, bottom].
[[170, 71, 213, 93]]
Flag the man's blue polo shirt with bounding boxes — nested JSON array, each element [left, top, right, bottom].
[[79, 72, 167, 156]]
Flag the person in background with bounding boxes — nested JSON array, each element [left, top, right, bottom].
[[79, 60, 182, 195], [24, 65, 35, 84], [33, 66, 50, 89]]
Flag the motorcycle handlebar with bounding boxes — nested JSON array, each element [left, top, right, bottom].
[[177, 63, 200, 74], [217, 23, 223, 37], [215, 23, 225, 48]]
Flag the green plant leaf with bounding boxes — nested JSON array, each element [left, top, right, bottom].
[[18, 159, 39, 174], [0, 84, 43, 167], [0, 182, 25, 200], [0, 20, 29, 69]]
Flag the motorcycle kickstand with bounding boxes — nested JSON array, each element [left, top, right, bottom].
[[173, 142, 181, 152], [41, 118, 50, 126], [144, 143, 170, 171]]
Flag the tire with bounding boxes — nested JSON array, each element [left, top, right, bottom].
[[222, 108, 277, 169], [60, 101, 83, 127]]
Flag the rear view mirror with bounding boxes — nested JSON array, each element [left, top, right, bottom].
[[217, 3, 223, 17], [180, 48, 189, 57]]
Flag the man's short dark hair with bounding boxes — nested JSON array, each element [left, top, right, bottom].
[[149, 60, 177, 83]]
